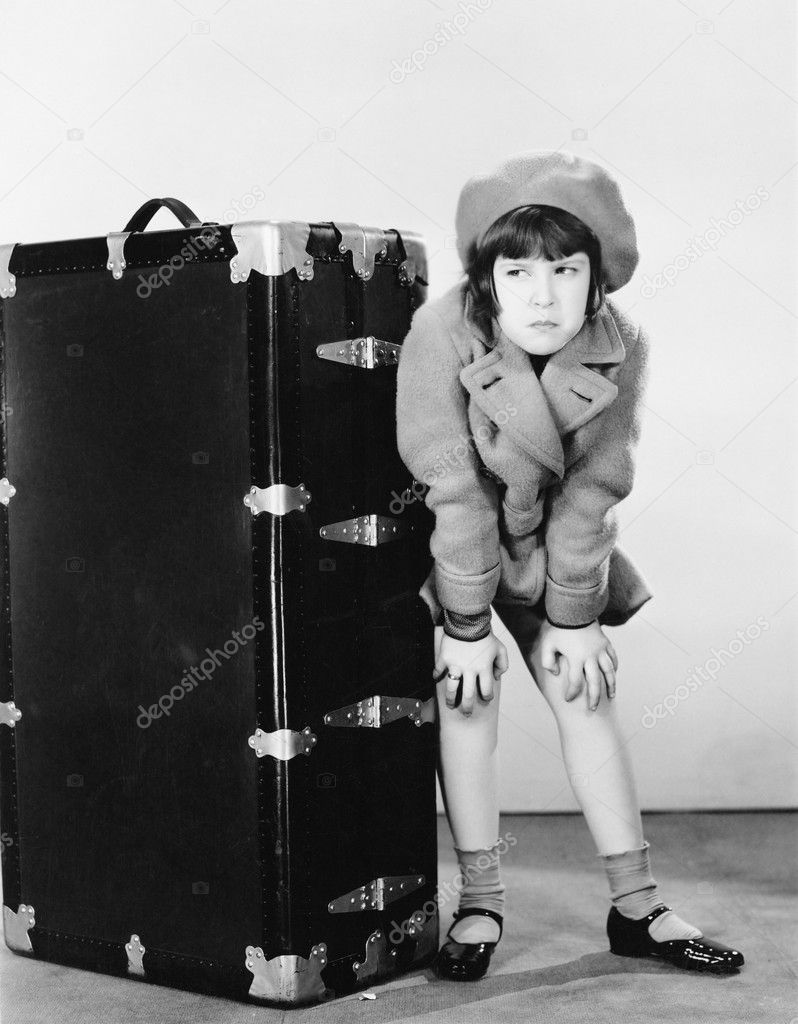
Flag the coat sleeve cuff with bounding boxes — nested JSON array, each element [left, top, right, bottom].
[[435, 561, 501, 615], [443, 607, 492, 641], [544, 573, 609, 627], [546, 615, 597, 629]]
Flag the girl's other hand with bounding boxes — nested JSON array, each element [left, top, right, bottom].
[[433, 626, 509, 717], [539, 621, 618, 710]]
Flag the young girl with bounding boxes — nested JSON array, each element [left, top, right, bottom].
[[395, 151, 744, 981]]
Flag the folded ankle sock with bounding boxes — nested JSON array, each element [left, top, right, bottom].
[[449, 839, 506, 943], [599, 840, 703, 942]]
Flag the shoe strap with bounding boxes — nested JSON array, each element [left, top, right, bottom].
[[451, 907, 504, 937], [643, 904, 672, 924]]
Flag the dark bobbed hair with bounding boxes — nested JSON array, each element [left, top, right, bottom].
[[463, 205, 606, 347]]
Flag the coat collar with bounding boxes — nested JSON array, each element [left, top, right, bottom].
[[458, 299, 626, 479]]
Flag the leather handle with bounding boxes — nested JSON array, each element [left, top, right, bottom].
[[123, 197, 203, 233]]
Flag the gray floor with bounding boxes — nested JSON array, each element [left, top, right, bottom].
[[1, 812, 795, 1023]]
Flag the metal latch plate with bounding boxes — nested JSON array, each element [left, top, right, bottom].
[[245, 482, 311, 517], [248, 726, 317, 760]]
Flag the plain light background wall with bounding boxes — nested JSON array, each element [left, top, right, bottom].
[[0, 1, 795, 811]]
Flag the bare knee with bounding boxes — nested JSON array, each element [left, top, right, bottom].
[[525, 644, 618, 725], [435, 677, 502, 733], [523, 642, 568, 707]]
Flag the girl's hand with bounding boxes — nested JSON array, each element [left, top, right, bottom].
[[539, 621, 618, 710], [433, 626, 509, 717]]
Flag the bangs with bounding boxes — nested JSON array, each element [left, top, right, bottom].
[[486, 206, 584, 264], [463, 204, 606, 347]]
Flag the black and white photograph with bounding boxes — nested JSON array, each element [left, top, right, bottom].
[[0, 2, 795, 1021]]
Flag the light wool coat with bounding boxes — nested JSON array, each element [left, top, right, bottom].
[[395, 279, 654, 628]]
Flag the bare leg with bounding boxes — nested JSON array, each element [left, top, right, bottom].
[[512, 625, 709, 944], [435, 682, 502, 851], [435, 626, 503, 941], [522, 632, 645, 856]]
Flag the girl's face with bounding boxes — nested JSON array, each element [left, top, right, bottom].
[[492, 251, 591, 355]]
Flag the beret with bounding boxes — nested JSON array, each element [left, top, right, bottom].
[[455, 150, 639, 292]]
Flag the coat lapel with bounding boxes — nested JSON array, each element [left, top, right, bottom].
[[458, 306, 626, 480]]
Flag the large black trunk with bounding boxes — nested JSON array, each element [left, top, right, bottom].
[[0, 201, 437, 1006]]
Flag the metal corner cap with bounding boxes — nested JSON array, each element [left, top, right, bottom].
[[229, 221, 313, 282], [395, 229, 428, 285], [245, 943, 331, 1004], [0, 243, 19, 298], [3, 904, 35, 953]]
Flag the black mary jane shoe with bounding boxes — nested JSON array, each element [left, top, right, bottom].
[[607, 904, 744, 973], [434, 907, 504, 981]]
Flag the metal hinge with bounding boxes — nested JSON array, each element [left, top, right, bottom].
[[319, 514, 409, 546], [315, 336, 400, 369], [244, 482, 311, 517], [323, 695, 435, 729], [328, 874, 425, 914], [3, 903, 35, 952], [229, 221, 314, 282], [0, 702, 22, 728], [248, 726, 317, 760], [333, 222, 386, 281], [106, 231, 131, 280], [0, 244, 18, 298]]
